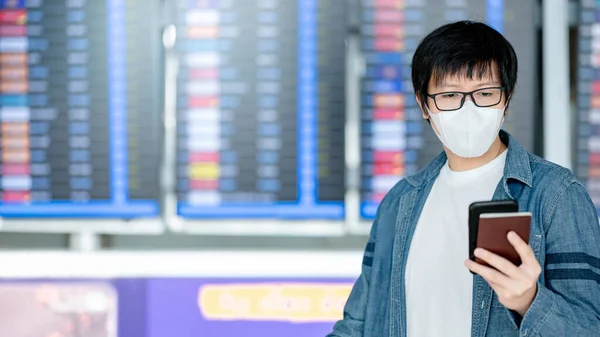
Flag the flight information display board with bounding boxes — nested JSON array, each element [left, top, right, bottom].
[[0, 0, 161, 218], [359, 0, 537, 218], [576, 2, 600, 210], [175, 0, 347, 219]]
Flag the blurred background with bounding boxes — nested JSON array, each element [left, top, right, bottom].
[[0, 0, 590, 336]]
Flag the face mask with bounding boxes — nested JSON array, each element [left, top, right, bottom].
[[427, 100, 505, 158]]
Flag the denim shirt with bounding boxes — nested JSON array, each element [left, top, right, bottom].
[[329, 131, 600, 337]]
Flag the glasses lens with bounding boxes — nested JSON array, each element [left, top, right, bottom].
[[473, 88, 502, 107], [434, 92, 464, 111]]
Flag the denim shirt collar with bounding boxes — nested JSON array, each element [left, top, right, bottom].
[[405, 130, 533, 189]]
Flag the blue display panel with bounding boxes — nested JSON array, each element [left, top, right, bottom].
[[359, 0, 536, 219], [0, 0, 161, 218], [175, 0, 347, 219]]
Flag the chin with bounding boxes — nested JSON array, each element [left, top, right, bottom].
[[446, 148, 487, 160]]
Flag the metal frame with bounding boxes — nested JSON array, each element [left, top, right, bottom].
[[0, 18, 362, 246], [344, 26, 369, 235], [0, 218, 165, 251], [6, 1, 577, 245], [173, 219, 346, 236], [0, 219, 163, 235], [543, 0, 572, 168], [0, 2, 172, 248], [0, 3, 374, 245], [166, 16, 356, 237], [0, 250, 363, 278]]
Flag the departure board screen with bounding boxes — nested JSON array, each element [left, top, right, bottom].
[[0, 0, 161, 218], [576, 2, 600, 210], [360, 0, 537, 218], [175, 0, 347, 219]]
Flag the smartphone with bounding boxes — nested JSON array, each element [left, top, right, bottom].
[[468, 200, 518, 265]]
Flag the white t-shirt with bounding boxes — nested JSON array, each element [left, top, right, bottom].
[[405, 150, 507, 337]]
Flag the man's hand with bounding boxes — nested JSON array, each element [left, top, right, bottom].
[[465, 231, 541, 316]]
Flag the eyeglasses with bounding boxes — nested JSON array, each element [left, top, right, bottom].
[[427, 87, 506, 111]]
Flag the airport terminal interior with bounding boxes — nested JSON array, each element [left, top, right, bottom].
[[0, 0, 593, 336]]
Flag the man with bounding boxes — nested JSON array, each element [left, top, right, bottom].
[[329, 21, 600, 336]]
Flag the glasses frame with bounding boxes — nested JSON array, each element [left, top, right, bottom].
[[426, 86, 506, 112]]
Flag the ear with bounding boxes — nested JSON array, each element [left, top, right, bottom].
[[415, 93, 428, 120], [504, 100, 511, 116], [503, 94, 512, 115]]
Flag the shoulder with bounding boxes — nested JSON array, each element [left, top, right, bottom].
[[381, 179, 413, 206], [366, 178, 413, 253], [526, 153, 592, 222], [373, 168, 431, 227], [527, 152, 580, 193], [370, 179, 412, 231], [376, 153, 445, 217]]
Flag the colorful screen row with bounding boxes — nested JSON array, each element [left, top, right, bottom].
[[0, 0, 542, 220]]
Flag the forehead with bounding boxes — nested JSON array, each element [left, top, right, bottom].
[[430, 62, 501, 88]]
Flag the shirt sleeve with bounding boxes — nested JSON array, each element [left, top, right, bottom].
[[327, 214, 379, 337], [521, 181, 600, 336]]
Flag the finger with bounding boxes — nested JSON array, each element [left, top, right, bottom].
[[465, 259, 514, 287], [486, 278, 508, 292], [474, 248, 521, 278], [507, 231, 537, 265], [486, 279, 507, 295], [466, 261, 512, 296]]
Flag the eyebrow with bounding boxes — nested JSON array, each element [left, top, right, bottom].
[[441, 81, 500, 88]]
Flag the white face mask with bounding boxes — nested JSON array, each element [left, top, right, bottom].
[[427, 100, 505, 158]]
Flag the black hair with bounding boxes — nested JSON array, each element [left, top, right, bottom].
[[411, 20, 518, 112]]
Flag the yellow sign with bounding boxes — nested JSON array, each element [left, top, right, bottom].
[[189, 163, 219, 179], [198, 283, 352, 323]]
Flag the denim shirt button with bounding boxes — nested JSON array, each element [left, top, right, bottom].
[[522, 328, 528, 336]]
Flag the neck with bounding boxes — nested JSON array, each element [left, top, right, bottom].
[[446, 136, 506, 171]]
